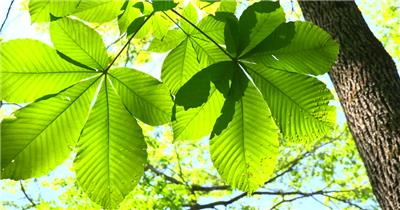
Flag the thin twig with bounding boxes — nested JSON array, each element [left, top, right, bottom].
[[0, 0, 15, 33], [125, 43, 130, 67], [145, 164, 183, 185], [104, 13, 154, 72], [19, 181, 36, 207], [106, 33, 126, 49], [1, 102, 23, 107], [323, 194, 367, 210], [171, 9, 235, 61]]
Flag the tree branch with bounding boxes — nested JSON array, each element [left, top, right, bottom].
[[188, 189, 361, 210], [0, 0, 15, 34], [19, 181, 36, 208], [145, 164, 183, 185]]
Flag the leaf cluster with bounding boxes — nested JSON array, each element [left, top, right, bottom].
[[0, 0, 338, 208]]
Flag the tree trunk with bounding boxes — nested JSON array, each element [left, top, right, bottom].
[[298, 1, 400, 209]]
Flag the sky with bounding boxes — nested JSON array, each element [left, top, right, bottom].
[[0, 0, 397, 209]]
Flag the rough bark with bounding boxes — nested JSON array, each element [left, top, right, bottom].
[[298, 1, 400, 209]]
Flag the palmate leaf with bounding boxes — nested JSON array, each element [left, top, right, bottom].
[[0, 39, 96, 102], [50, 17, 110, 70], [1, 13, 173, 209], [1, 78, 100, 179], [75, 77, 147, 209], [172, 0, 338, 194]]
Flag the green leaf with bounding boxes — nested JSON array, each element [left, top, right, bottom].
[[148, 29, 186, 52], [181, 3, 198, 32], [127, 16, 146, 36], [238, 1, 285, 56], [50, 17, 110, 70], [245, 63, 336, 141], [151, 12, 173, 39], [49, 0, 80, 17], [108, 68, 173, 126], [175, 61, 234, 109], [173, 86, 224, 141], [210, 82, 279, 192], [118, 1, 142, 34], [190, 37, 230, 67], [30, 0, 124, 23], [243, 22, 339, 75], [161, 38, 201, 94], [71, 0, 125, 23], [223, 14, 240, 57], [1, 78, 100, 179], [194, 15, 226, 44], [29, 0, 51, 23], [0, 39, 97, 102], [152, 0, 178, 12], [75, 78, 147, 209], [173, 61, 234, 141], [217, 0, 236, 13]]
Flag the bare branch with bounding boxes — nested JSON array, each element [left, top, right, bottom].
[[0, 0, 15, 33], [323, 194, 367, 210], [191, 184, 230, 192], [19, 181, 36, 208], [187, 189, 361, 209], [145, 164, 183, 185]]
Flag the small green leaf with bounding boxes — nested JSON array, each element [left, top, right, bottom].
[[217, 0, 236, 13], [127, 16, 146, 36], [222, 14, 240, 57], [173, 86, 224, 141], [29, 0, 51, 23], [194, 15, 226, 44], [118, 1, 142, 34], [190, 37, 230, 67], [49, 0, 80, 17], [151, 12, 173, 39], [152, 0, 178, 12], [50, 17, 110, 70], [148, 29, 186, 52], [175, 61, 234, 109], [238, 1, 285, 56], [72, 0, 125, 23], [181, 3, 198, 32]]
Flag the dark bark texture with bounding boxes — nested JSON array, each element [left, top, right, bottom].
[[298, 1, 400, 209]]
